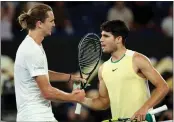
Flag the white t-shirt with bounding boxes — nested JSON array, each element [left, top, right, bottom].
[[14, 35, 56, 121]]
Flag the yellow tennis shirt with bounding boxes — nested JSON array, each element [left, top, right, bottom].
[[102, 49, 151, 119]]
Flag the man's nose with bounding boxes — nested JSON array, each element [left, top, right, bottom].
[[100, 37, 103, 42], [53, 22, 55, 27]]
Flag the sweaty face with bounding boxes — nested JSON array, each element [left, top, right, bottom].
[[100, 31, 118, 53], [41, 11, 55, 36]]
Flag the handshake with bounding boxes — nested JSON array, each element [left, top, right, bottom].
[[71, 89, 86, 103], [69, 75, 86, 103]]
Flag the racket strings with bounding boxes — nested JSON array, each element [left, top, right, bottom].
[[79, 52, 100, 72], [79, 50, 99, 63], [85, 37, 99, 41], [79, 45, 100, 60], [79, 38, 101, 51], [78, 36, 101, 73], [79, 37, 101, 55], [80, 59, 98, 67]]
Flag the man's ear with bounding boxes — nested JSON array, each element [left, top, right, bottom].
[[36, 21, 42, 29], [115, 36, 122, 44]]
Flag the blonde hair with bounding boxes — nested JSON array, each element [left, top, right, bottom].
[[18, 3, 52, 30]]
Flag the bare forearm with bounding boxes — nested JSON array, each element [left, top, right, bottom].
[[142, 85, 169, 109], [82, 97, 109, 110], [44, 86, 74, 102], [48, 70, 70, 82]]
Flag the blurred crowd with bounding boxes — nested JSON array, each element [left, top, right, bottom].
[[1, 1, 173, 40], [1, 1, 173, 122]]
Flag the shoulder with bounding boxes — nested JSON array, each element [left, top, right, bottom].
[[100, 58, 111, 68], [99, 63, 104, 71], [98, 60, 107, 74], [21, 37, 42, 57], [133, 52, 152, 68], [133, 52, 150, 62], [98, 58, 110, 73], [125, 49, 135, 56]]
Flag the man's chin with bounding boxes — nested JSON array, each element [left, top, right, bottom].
[[102, 50, 111, 54], [48, 31, 52, 35], [45, 32, 52, 36], [102, 50, 107, 53]]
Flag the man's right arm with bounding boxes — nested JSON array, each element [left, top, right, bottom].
[[25, 52, 85, 103], [81, 64, 110, 110], [35, 75, 85, 103]]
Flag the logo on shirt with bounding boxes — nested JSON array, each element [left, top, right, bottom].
[[34, 66, 44, 70], [112, 68, 118, 72]]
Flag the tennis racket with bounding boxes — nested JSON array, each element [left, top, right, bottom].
[[73, 33, 102, 114], [102, 105, 168, 122]]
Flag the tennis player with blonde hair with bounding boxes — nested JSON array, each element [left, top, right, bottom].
[[14, 4, 85, 121]]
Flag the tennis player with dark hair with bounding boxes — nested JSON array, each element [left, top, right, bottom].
[[14, 4, 85, 121], [81, 20, 169, 121]]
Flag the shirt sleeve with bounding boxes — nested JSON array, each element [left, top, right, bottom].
[[25, 52, 48, 77]]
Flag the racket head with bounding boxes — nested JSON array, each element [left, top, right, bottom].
[[78, 33, 102, 88]]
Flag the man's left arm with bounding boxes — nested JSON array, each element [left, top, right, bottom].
[[48, 70, 86, 83], [131, 53, 169, 121]]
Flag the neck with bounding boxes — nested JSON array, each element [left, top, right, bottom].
[[28, 30, 44, 45], [111, 46, 127, 61]]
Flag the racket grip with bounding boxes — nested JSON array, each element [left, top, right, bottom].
[[145, 113, 153, 122], [75, 103, 82, 114], [148, 105, 168, 115], [73, 82, 81, 89], [145, 105, 168, 122], [73, 82, 82, 114]]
